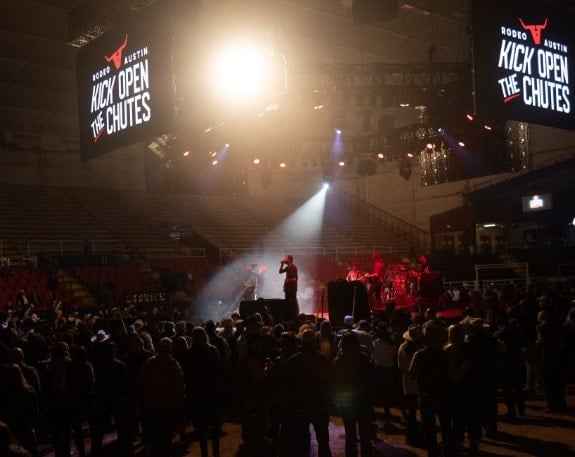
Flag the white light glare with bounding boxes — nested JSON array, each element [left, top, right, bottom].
[[212, 41, 269, 101]]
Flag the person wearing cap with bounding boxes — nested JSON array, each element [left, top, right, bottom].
[[279, 255, 299, 321], [280, 329, 332, 457]]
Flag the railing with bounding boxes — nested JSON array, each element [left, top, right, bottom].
[[331, 188, 431, 254], [24, 239, 127, 257], [218, 244, 412, 263], [146, 247, 206, 258]]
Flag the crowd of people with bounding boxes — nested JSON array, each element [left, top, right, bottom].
[[0, 276, 574, 457]]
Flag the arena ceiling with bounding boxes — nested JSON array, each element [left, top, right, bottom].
[[0, 0, 572, 156]]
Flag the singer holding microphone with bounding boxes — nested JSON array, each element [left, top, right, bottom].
[[279, 254, 299, 322]]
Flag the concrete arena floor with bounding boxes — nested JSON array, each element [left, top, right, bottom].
[[40, 385, 575, 457]]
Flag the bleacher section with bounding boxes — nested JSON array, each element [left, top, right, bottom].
[[0, 184, 122, 258], [7, 184, 569, 313]]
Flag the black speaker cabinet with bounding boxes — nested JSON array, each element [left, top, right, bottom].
[[327, 280, 370, 327], [239, 298, 298, 323]]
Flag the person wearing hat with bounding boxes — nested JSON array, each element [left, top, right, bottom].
[[279, 255, 299, 322], [280, 329, 332, 457], [397, 324, 423, 446], [409, 322, 455, 457]]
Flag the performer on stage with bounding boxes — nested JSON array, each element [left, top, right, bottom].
[[346, 263, 365, 283], [417, 254, 444, 311], [364, 251, 386, 310], [279, 254, 299, 321]]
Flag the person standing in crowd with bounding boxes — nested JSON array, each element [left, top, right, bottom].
[[138, 337, 185, 457], [124, 333, 153, 445], [536, 310, 567, 411], [397, 324, 423, 447], [279, 254, 299, 321], [332, 331, 377, 457], [48, 341, 71, 457], [364, 252, 386, 310], [462, 317, 500, 440], [0, 364, 39, 457], [280, 329, 332, 457], [240, 331, 271, 455], [444, 322, 481, 456], [91, 341, 131, 457], [409, 321, 455, 457], [268, 332, 299, 454], [183, 326, 224, 457], [372, 322, 397, 421], [493, 312, 527, 418], [67, 346, 95, 457]]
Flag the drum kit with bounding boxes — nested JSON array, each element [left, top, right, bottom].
[[357, 263, 420, 303], [389, 264, 420, 298]]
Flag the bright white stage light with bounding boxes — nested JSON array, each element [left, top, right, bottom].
[[211, 41, 269, 101]]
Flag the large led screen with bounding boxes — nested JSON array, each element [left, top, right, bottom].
[[471, 1, 575, 131], [76, 7, 176, 161]]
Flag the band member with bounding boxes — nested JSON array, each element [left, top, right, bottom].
[[279, 254, 299, 321], [364, 251, 386, 310], [417, 255, 444, 310], [346, 263, 365, 283]]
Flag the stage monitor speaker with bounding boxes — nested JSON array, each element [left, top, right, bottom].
[[352, 0, 398, 25], [327, 280, 370, 327], [239, 298, 298, 323]]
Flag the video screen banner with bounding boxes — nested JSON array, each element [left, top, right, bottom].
[[76, 6, 176, 161], [471, 1, 575, 131]]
